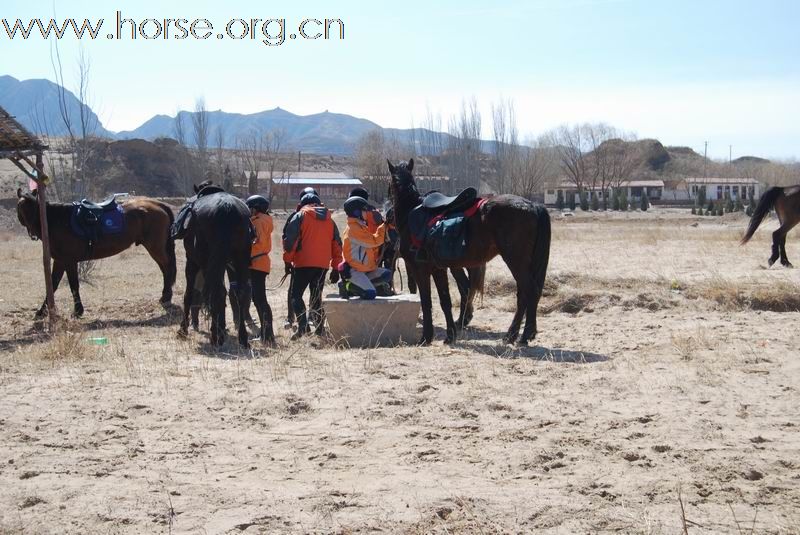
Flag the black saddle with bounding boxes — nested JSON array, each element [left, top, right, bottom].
[[80, 195, 118, 214], [196, 185, 225, 197], [421, 187, 477, 212]]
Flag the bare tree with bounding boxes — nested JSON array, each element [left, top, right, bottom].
[[491, 97, 519, 194], [547, 123, 594, 194], [262, 129, 285, 198], [445, 97, 483, 192], [509, 136, 556, 199], [192, 97, 209, 175], [48, 45, 100, 199]]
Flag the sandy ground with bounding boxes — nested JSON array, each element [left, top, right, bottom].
[[1, 207, 799, 534]]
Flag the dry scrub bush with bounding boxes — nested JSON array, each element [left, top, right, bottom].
[[687, 278, 800, 312], [35, 326, 98, 362]]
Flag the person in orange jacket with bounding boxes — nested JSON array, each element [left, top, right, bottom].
[[282, 192, 343, 338], [245, 195, 276, 345], [340, 196, 392, 299], [349, 186, 383, 232]]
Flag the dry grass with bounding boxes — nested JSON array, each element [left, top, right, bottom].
[[686, 277, 800, 312]]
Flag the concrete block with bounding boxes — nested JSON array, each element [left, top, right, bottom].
[[324, 293, 420, 347]]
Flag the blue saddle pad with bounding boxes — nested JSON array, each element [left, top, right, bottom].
[[70, 204, 125, 239]]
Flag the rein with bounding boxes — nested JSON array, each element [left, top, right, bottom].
[[267, 271, 290, 291]]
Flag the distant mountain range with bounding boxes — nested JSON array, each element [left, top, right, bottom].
[[0, 75, 449, 155]]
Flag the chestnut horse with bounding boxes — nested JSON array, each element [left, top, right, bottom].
[[16, 189, 176, 318], [389, 159, 550, 345], [741, 185, 800, 267]]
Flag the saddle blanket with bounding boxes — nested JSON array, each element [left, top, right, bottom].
[[70, 203, 125, 239], [408, 198, 486, 261]]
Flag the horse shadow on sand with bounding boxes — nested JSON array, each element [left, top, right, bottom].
[[438, 325, 608, 363]]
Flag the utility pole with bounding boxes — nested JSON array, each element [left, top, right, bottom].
[[703, 141, 708, 178], [729, 145, 732, 165]]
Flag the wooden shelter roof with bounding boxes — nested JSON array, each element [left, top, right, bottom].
[[0, 105, 48, 157]]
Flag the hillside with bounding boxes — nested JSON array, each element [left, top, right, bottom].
[[0, 75, 114, 139]]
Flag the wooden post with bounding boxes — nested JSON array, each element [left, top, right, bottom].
[[35, 152, 56, 321]]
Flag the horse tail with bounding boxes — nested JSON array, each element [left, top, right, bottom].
[[741, 187, 782, 244], [530, 205, 551, 300], [155, 201, 177, 289], [203, 211, 236, 316]]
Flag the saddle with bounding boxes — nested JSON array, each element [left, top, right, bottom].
[[70, 195, 125, 248], [171, 185, 227, 239], [421, 187, 477, 212], [408, 188, 485, 262]]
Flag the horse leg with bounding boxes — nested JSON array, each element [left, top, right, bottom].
[[35, 260, 66, 319], [179, 262, 199, 338], [143, 240, 173, 304], [769, 227, 783, 266], [407, 261, 418, 294], [498, 255, 530, 345], [230, 266, 251, 348], [504, 285, 528, 345], [779, 233, 793, 268], [65, 263, 84, 318], [451, 268, 470, 330], [415, 269, 434, 345], [433, 269, 457, 344]]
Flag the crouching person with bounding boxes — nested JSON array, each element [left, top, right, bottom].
[[283, 193, 343, 339], [340, 196, 393, 299], [246, 195, 276, 345]]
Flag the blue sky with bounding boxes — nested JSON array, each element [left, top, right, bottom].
[[1, 0, 798, 159]]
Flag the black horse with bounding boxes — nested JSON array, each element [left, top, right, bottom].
[[177, 189, 252, 347], [389, 159, 551, 345]]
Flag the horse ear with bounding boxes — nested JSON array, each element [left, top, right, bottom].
[[387, 160, 395, 174], [193, 183, 201, 194], [407, 158, 414, 172], [17, 187, 23, 198]]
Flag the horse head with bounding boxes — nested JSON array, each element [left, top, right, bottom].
[[387, 159, 421, 231], [16, 188, 40, 241]]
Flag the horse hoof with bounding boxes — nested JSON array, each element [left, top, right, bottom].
[[73, 308, 84, 318], [177, 328, 188, 339], [417, 337, 432, 347], [503, 335, 518, 345], [782, 262, 794, 268]]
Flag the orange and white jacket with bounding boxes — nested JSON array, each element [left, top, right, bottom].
[[282, 204, 343, 269], [250, 212, 273, 273], [343, 216, 387, 272]]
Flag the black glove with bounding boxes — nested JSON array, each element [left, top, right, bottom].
[[329, 270, 340, 284], [284, 262, 293, 275]]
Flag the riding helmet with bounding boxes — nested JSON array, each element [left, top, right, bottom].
[[349, 187, 369, 201], [299, 192, 322, 207], [246, 194, 270, 213], [300, 187, 318, 199], [343, 196, 368, 218]]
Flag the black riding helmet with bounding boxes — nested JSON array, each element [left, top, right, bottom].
[[299, 192, 322, 207], [246, 194, 270, 213], [343, 196, 368, 218], [300, 187, 318, 199], [349, 186, 369, 201]]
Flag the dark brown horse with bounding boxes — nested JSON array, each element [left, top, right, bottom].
[[388, 159, 551, 345], [742, 185, 800, 267], [16, 189, 176, 318], [177, 190, 252, 347]]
